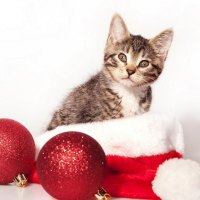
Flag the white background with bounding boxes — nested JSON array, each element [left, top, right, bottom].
[[1, 0, 200, 161], [0, 0, 200, 199]]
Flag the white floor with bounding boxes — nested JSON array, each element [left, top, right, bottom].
[[0, 184, 142, 200]]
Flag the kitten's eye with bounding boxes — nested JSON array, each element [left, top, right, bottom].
[[118, 53, 127, 63], [138, 60, 149, 68]]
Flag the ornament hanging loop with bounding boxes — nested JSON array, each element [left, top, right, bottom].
[[13, 174, 28, 187], [95, 188, 111, 200]]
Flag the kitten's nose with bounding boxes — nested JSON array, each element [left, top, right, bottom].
[[126, 69, 135, 76]]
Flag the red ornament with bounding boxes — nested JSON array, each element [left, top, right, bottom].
[[0, 119, 35, 184], [37, 131, 107, 200]]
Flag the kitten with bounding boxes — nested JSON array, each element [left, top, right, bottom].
[[47, 14, 173, 131]]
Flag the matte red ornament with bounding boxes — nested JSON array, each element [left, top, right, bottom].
[[37, 131, 107, 200], [0, 119, 35, 184]]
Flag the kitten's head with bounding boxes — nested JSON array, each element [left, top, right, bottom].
[[104, 14, 173, 87]]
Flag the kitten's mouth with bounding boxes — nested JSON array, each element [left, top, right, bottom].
[[121, 77, 147, 87], [122, 76, 135, 82], [121, 77, 136, 86]]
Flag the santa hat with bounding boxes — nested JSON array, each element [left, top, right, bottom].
[[33, 112, 200, 200]]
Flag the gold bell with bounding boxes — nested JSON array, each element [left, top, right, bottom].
[[95, 188, 111, 200], [13, 174, 28, 187]]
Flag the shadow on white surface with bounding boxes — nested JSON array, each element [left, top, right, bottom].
[[0, 184, 144, 200], [0, 184, 53, 200], [181, 117, 200, 162]]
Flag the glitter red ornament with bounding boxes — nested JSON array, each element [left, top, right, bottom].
[[37, 131, 107, 200], [0, 118, 35, 184]]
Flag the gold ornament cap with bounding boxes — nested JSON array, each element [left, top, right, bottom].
[[13, 174, 28, 187], [95, 188, 111, 200]]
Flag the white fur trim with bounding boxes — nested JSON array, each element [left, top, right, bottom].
[[35, 112, 183, 157], [152, 158, 200, 200]]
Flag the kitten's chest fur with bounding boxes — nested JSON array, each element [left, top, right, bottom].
[[111, 83, 151, 117], [47, 73, 152, 130]]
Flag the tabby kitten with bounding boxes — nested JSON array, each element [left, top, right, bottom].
[[47, 14, 173, 131]]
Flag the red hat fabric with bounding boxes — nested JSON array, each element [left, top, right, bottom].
[[104, 151, 182, 199]]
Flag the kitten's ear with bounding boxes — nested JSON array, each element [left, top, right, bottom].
[[107, 14, 130, 44], [150, 29, 174, 60]]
